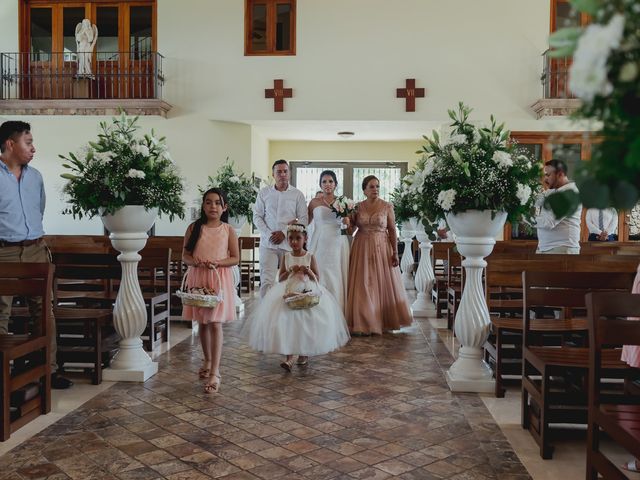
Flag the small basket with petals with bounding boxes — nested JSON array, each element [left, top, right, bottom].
[[283, 274, 321, 310], [176, 266, 224, 308]]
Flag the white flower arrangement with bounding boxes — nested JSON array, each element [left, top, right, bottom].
[[410, 102, 541, 224], [568, 13, 625, 102], [200, 158, 262, 223], [60, 113, 185, 220]]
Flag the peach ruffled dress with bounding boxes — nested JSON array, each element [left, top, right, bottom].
[[346, 200, 412, 334], [182, 223, 236, 324]]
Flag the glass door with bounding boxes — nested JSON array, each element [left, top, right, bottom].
[[128, 5, 154, 98]]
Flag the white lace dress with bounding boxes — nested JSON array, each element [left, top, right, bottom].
[[243, 252, 350, 356]]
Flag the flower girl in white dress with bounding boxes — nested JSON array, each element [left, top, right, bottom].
[[244, 224, 350, 371]]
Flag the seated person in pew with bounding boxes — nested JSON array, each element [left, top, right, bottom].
[[585, 207, 618, 241], [0, 121, 72, 389], [534, 159, 582, 255]]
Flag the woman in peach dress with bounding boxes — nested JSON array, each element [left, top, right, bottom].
[[346, 175, 413, 334]]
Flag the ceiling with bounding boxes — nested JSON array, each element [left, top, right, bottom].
[[249, 120, 445, 142]]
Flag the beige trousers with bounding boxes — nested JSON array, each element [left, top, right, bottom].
[[0, 240, 57, 370]]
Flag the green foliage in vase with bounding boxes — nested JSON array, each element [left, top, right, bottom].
[[60, 113, 185, 220], [199, 159, 261, 224], [548, 0, 640, 215], [390, 185, 418, 225]]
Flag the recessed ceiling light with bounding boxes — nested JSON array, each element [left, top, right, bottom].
[[337, 131, 355, 138]]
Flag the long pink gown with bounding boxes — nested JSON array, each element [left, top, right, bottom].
[[621, 266, 640, 368], [346, 200, 412, 334], [182, 223, 236, 324]]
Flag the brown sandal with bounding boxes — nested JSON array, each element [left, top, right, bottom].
[[198, 365, 211, 379], [280, 360, 294, 372], [204, 374, 221, 394], [296, 356, 309, 366]]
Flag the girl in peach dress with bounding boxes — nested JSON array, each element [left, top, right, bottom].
[[182, 188, 239, 393], [346, 175, 413, 334]]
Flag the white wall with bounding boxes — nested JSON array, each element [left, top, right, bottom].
[[157, 0, 554, 129]]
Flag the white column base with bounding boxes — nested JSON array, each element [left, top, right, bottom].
[[103, 339, 158, 382], [445, 345, 495, 393], [411, 292, 433, 318], [445, 371, 495, 393], [103, 362, 158, 382]]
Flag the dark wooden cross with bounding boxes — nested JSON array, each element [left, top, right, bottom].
[[396, 78, 425, 112], [265, 79, 293, 112]]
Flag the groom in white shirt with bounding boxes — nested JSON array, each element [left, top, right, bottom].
[[253, 160, 308, 297]]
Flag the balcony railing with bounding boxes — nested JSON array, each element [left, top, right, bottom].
[[541, 49, 575, 99], [0, 51, 164, 101]]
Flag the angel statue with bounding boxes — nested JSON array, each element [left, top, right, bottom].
[[75, 19, 98, 78]]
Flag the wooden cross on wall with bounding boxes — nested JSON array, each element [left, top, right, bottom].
[[265, 79, 293, 112], [396, 78, 425, 112]]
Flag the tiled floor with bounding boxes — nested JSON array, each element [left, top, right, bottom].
[[0, 297, 532, 479]]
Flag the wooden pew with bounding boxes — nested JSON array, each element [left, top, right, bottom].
[[430, 242, 453, 318], [446, 249, 463, 330], [0, 263, 53, 441], [238, 236, 260, 293], [485, 255, 640, 398], [586, 292, 640, 480], [484, 257, 560, 397], [146, 236, 186, 320], [51, 252, 121, 383], [521, 271, 635, 459]]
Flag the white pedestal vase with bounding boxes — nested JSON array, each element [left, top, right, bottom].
[[411, 222, 435, 317], [444, 210, 507, 393], [101, 205, 159, 382], [400, 217, 418, 290], [227, 215, 248, 312]]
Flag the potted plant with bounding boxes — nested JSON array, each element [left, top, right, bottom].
[[413, 102, 542, 392], [200, 159, 261, 234], [59, 113, 185, 381], [60, 112, 185, 224]]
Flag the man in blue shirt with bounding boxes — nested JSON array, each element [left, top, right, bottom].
[[0, 121, 72, 389]]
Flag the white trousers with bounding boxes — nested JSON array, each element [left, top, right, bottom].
[[259, 246, 285, 298]]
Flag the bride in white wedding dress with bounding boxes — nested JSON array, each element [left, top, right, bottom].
[[307, 170, 350, 313]]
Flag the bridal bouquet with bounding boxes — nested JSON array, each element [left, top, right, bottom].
[[330, 196, 357, 235]]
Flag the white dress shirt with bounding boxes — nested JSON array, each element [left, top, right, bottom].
[[585, 207, 618, 235], [535, 182, 582, 252], [253, 184, 308, 251]]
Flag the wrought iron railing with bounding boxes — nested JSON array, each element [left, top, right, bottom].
[[0, 51, 164, 100], [541, 49, 575, 99]]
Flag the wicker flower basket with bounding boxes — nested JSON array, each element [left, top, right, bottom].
[[176, 266, 224, 309], [283, 275, 321, 310]]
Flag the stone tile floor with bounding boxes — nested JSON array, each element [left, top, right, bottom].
[[0, 306, 531, 479]]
